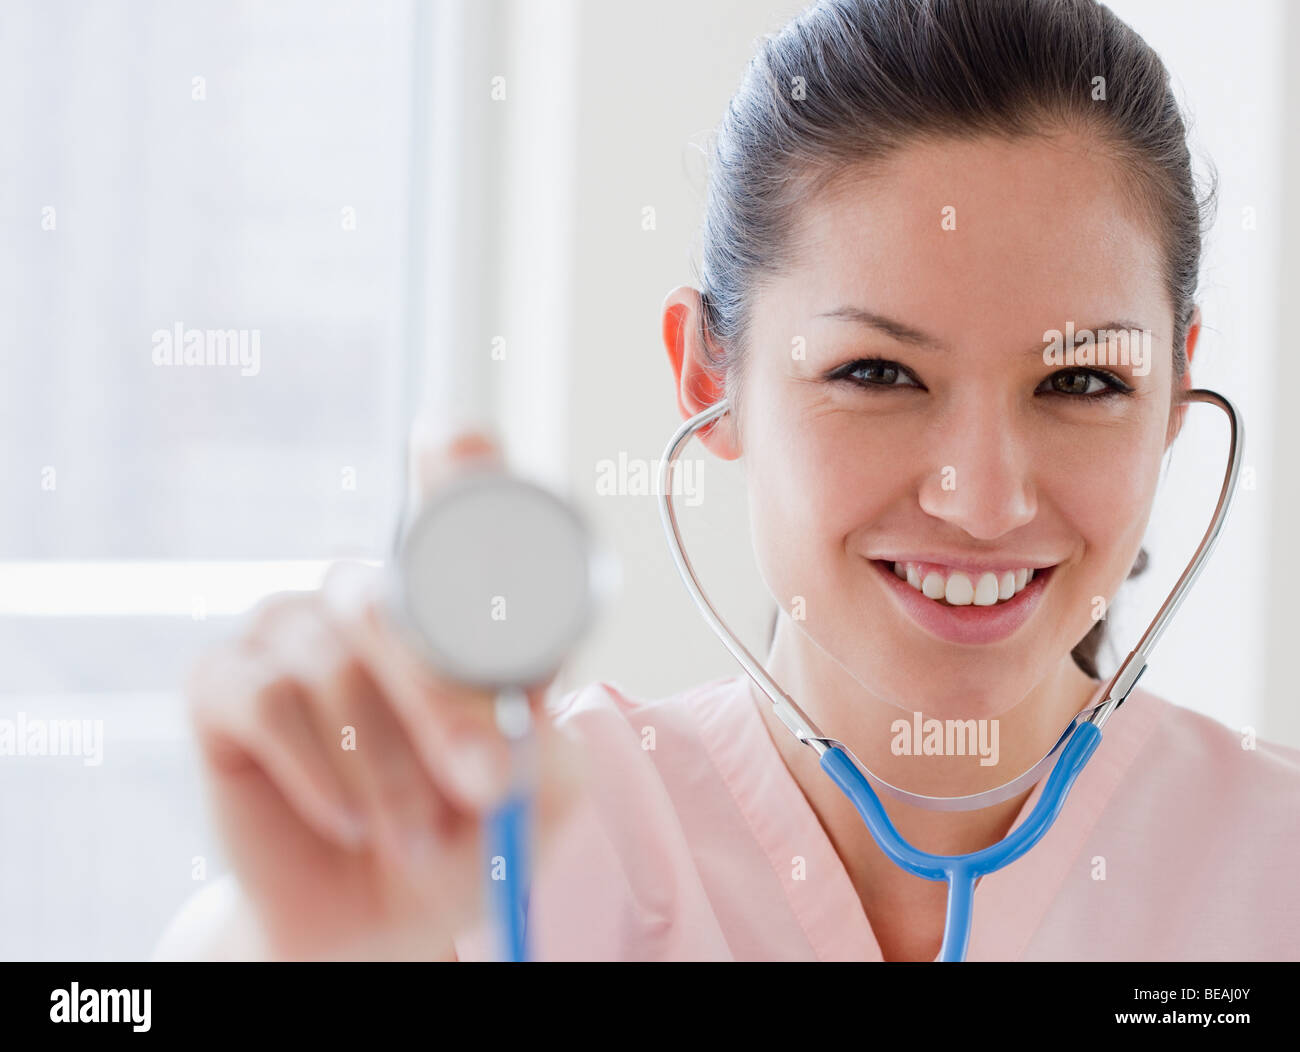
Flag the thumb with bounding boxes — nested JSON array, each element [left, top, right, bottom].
[[406, 414, 507, 509]]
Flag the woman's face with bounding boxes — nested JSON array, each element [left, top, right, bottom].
[[732, 134, 1190, 718]]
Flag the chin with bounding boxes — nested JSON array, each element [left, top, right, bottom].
[[847, 626, 1055, 720], [882, 664, 1024, 719]]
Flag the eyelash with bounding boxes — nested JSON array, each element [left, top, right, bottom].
[[829, 357, 1134, 401]]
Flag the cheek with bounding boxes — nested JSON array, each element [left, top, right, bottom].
[[744, 416, 894, 601], [1047, 426, 1164, 593]]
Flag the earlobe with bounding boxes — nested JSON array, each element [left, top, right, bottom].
[[1184, 305, 1201, 371], [661, 285, 743, 460]]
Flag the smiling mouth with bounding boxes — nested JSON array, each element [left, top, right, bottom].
[[873, 559, 1055, 607], [867, 558, 1057, 645]]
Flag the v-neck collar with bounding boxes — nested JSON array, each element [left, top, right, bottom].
[[693, 672, 1165, 961]]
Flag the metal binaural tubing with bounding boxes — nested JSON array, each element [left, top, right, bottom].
[[658, 388, 1244, 810], [1086, 388, 1244, 729], [657, 400, 832, 756]]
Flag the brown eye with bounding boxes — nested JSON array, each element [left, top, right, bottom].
[[1039, 368, 1130, 399], [1054, 371, 1099, 395], [834, 358, 922, 389], [861, 361, 899, 384]]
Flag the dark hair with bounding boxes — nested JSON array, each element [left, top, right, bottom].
[[694, 0, 1217, 679]]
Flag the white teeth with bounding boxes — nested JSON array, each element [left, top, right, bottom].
[[944, 573, 974, 605], [973, 572, 1000, 606], [891, 560, 1044, 607]]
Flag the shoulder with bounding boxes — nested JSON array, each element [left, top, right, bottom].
[[1107, 685, 1300, 867], [459, 675, 761, 961], [1136, 687, 1300, 799], [535, 673, 756, 817], [541, 673, 764, 809], [546, 673, 744, 723], [543, 673, 748, 756], [1072, 688, 1300, 957]]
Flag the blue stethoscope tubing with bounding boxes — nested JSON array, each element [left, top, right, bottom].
[[486, 686, 536, 962], [487, 789, 531, 962], [820, 721, 1102, 961], [657, 389, 1243, 961]]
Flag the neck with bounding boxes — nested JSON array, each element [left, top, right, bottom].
[[757, 613, 1102, 857]]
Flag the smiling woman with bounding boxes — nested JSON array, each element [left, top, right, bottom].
[[157, 0, 1300, 967], [647, 0, 1297, 963]]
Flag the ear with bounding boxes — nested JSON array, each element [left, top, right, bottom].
[[661, 285, 742, 460], [1166, 305, 1201, 450]]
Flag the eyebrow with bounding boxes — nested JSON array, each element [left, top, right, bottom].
[[814, 306, 1151, 355]]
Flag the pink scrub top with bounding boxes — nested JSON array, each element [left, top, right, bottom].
[[452, 673, 1300, 961]]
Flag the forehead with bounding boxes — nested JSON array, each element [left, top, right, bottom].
[[778, 134, 1169, 341]]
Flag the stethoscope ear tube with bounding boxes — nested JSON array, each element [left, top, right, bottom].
[[659, 388, 1245, 803], [660, 387, 1243, 960], [657, 399, 831, 752], [1088, 388, 1244, 730]]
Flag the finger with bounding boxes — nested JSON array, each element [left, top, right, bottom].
[[188, 644, 369, 852], [265, 601, 450, 876], [338, 664, 450, 877], [524, 682, 588, 835], [319, 560, 515, 812]]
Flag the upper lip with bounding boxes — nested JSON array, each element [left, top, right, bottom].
[[869, 553, 1060, 575]]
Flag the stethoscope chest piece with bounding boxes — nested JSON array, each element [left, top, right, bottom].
[[390, 467, 616, 961]]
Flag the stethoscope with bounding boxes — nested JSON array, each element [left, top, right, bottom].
[[657, 388, 1244, 961], [388, 387, 1241, 962], [386, 462, 616, 962]]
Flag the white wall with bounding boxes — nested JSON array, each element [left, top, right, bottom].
[[1099, 0, 1286, 740], [549, 0, 811, 702]]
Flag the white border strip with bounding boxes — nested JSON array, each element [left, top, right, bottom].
[[0, 561, 379, 617]]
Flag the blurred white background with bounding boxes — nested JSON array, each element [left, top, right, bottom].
[[0, 0, 1295, 959]]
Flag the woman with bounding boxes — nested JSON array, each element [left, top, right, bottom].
[[155, 0, 1300, 961]]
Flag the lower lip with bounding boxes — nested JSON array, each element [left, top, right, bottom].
[[869, 559, 1054, 646]]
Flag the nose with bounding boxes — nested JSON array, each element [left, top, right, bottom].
[[916, 396, 1037, 540]]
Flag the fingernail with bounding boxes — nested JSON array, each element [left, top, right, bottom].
[[449, 740, 507, 808]]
